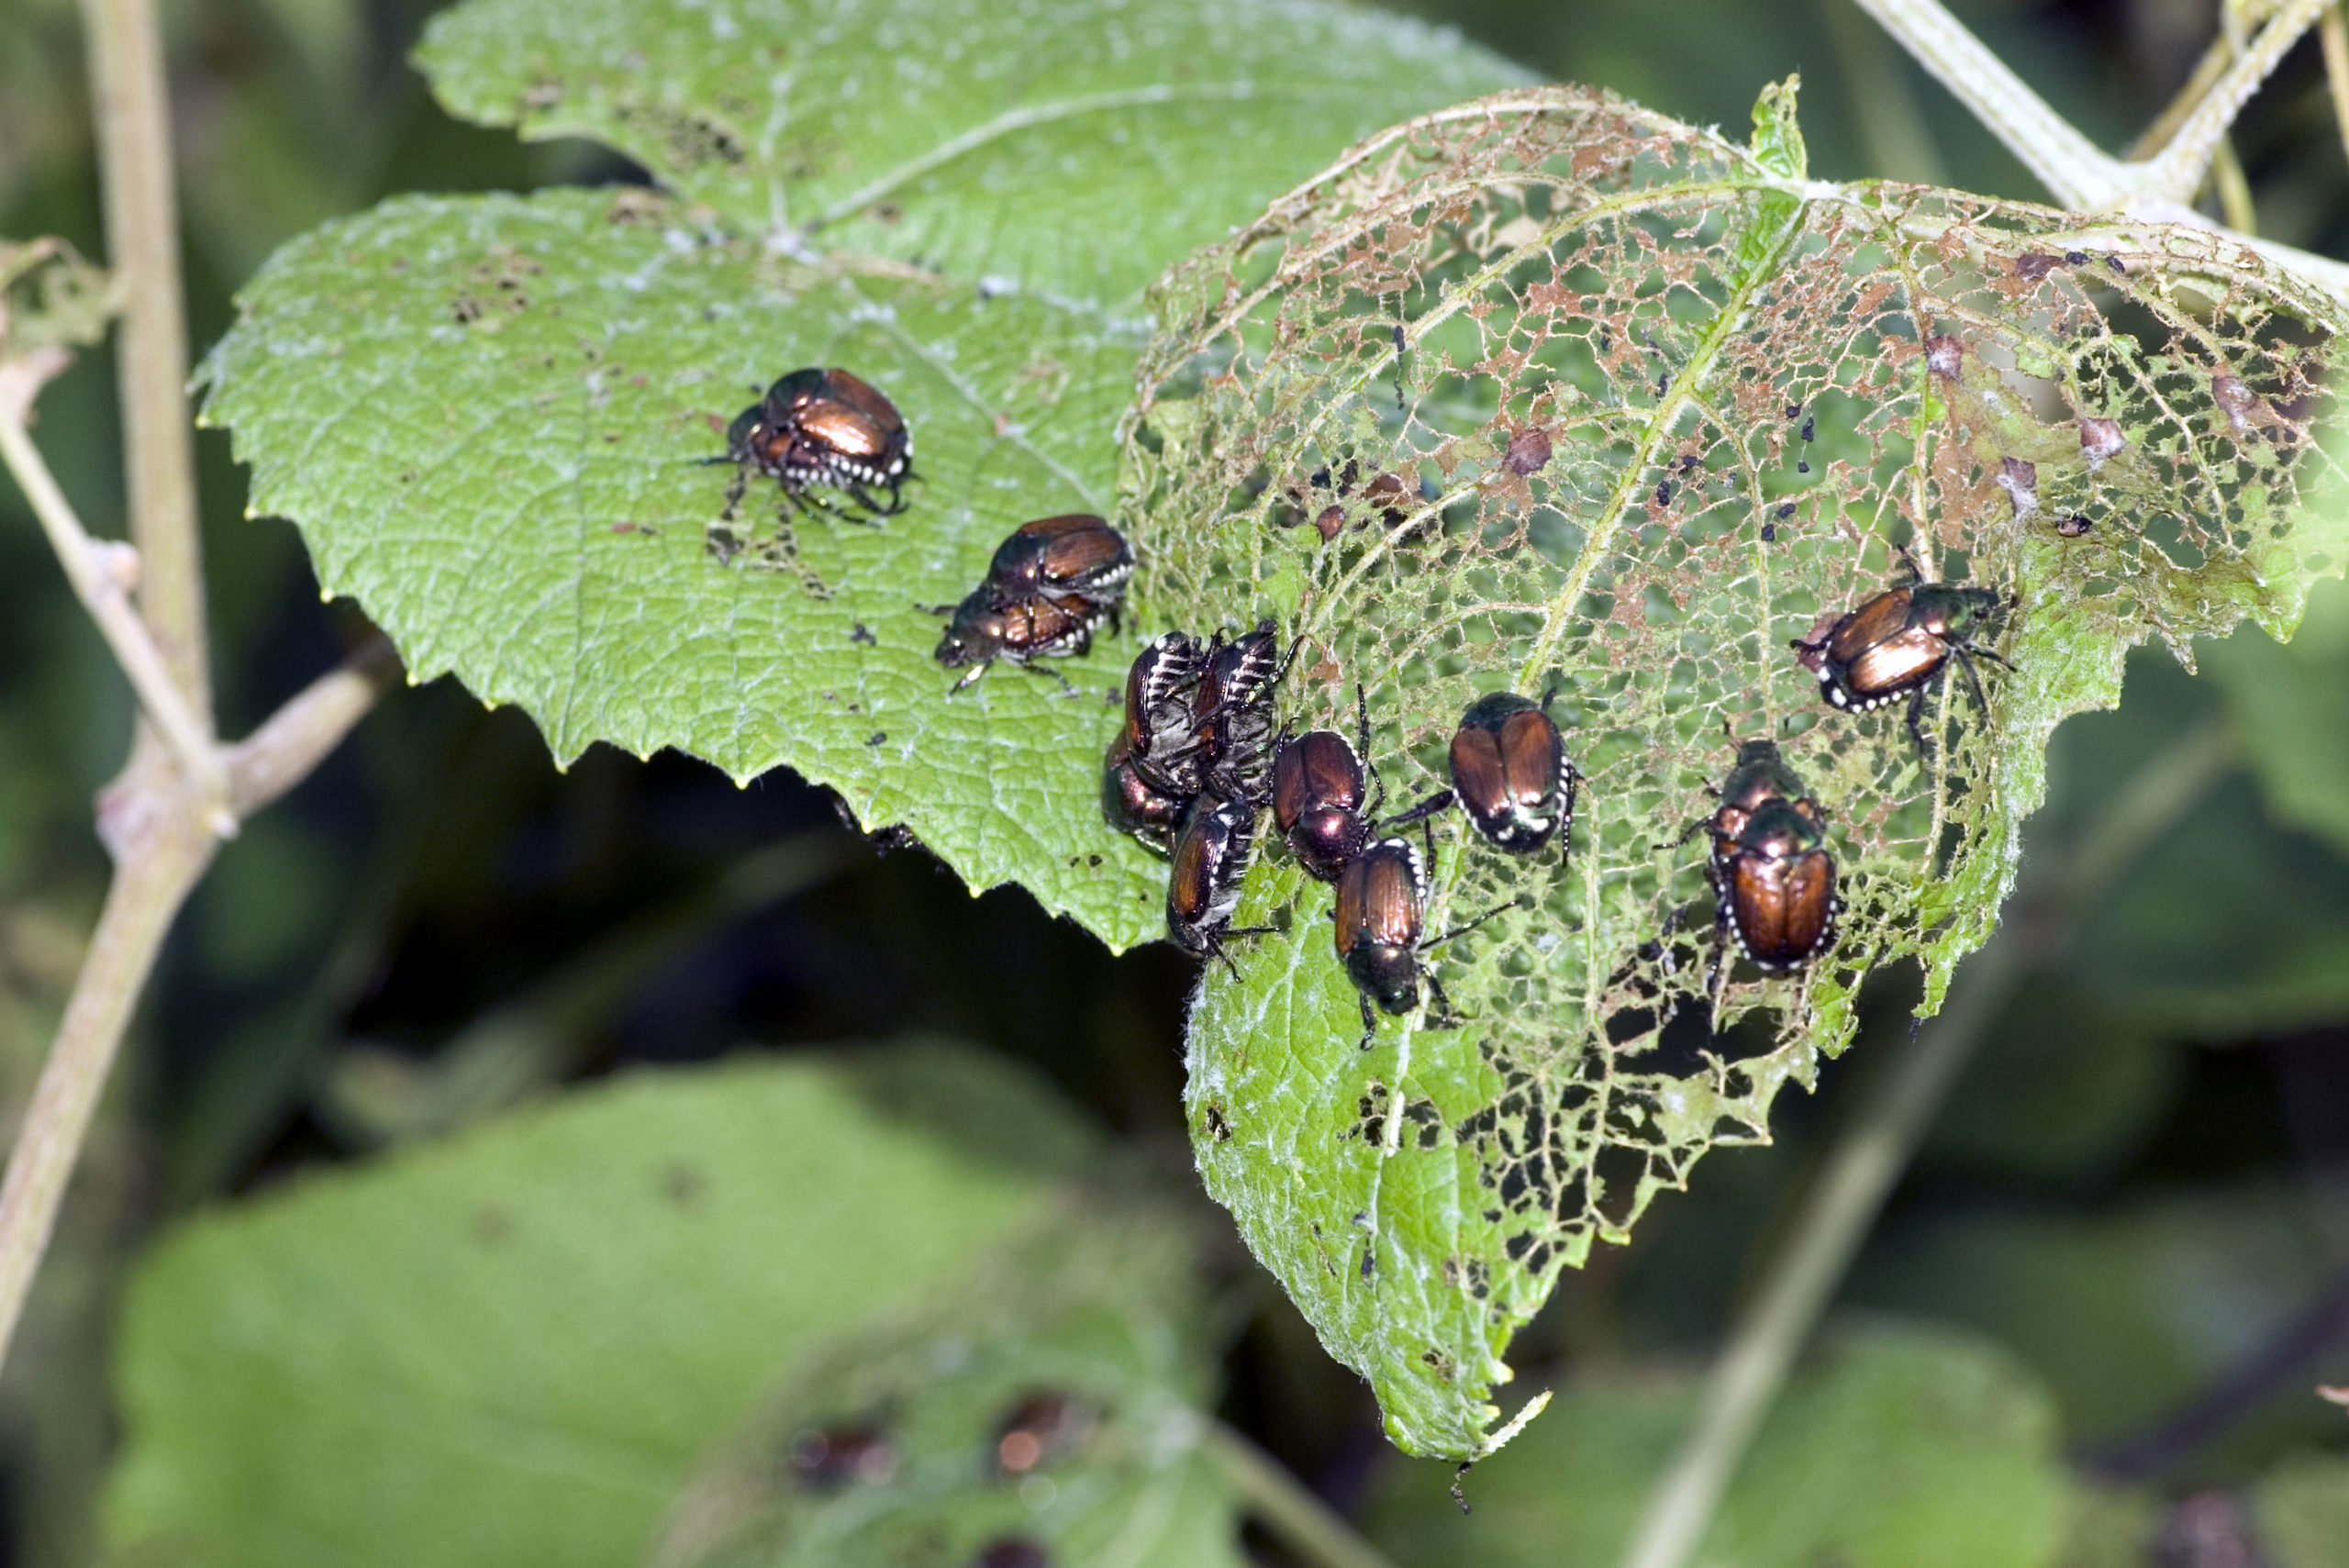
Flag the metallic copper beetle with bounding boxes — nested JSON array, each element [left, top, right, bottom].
[[723, 366, 912, 517], [1190, 620, 1289, 803], [1166, 791, 1261, 971], [1272, 685, 1451, 883], [1447, 690, 1577, 854], [1702, 740, 1841, 974], [786, 1422, 898, 1489], [1334, 833, 1513, 1051], [1791, 579, 2009, 755], [985, 514, 1134, 607], [1119, 631, 1209, 795], [989, 1392, 1097, 1477], [1102, 633, 1210, 852], [1102, 732, 1189, 853], [932, 588, 1105, 691]]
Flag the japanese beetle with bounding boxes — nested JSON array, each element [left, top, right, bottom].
[[1334, 834, 1513, 1051], [1447, 690, 1577, 854], [1272, 685, 1450, 882], [723, 366, 912, 517], [1191, 620, 1291, 803], [1119, 631, 1209, 794], [786, 1422, 899, 1489], [990, 1392, 1097, 1476], [985, 514, 1133, 607], [1166, 792, 1262, 972], [971, 1540, 1052, 1568], [1790, 578, 2009, 755], [1275, 728, 1374, 882], [1700, 740, 1841, 976], [1102, 733, 1189, 853], [932, 588, 1105, 692]]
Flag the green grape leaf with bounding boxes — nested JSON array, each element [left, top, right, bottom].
[[102, 1042, 1097, 1568], [657, 1194, 1237, 1568], [1364, 1323, 2070, 1568], [415, 0, 1526, 309], [199, 187, 1171, 947], [1122, 83, 2349, 1455]]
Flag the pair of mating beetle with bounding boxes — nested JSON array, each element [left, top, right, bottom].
[[1692, 568, 2011, 984], [930, 514, 1136, 690], [1104, 623, 1579, 1049]]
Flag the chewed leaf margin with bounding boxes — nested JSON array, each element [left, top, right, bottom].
[[198, 187, 1171, 950], [1120, 83, 2349, 1456]]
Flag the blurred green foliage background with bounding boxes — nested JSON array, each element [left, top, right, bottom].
[[2, 0, 2347, 1563]]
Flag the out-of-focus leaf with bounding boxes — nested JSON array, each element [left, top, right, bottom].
[[102, 1042, 1096, 1568], [416, 0, 1526, 308], [2257, 1451, 2349, 1568], [1364, 1322, 2070, 1567], [1847, 1184, 2343, 1467], [657, 1193, 1239, 1568], [198, 189, 1168, 949], [1135, 81, 2349, 1455], [2069, 773, 2349, 1036], [2207, 577, 2349, 860], [1922, 979, 2183, 1183]]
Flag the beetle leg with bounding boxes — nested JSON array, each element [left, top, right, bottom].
[[1356, 991, 1379, 1051], [947, 662, 991, 694], [719, 467, 747, 521], [1953, 647, 1989, 717], [838, 484, 891, 523], [1422, 971, 1459, 1029], [1656, 817, 1709, 852], [1018, 662, 1079, 697], [1904, 686, 1938, 768]]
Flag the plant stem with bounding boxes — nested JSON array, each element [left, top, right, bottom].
[[0, 376, 234, 836], [0, 751, 214, 1368], [81, 0, 209, 713], [1197, 1420, 1401, 1568], [2319, 6, 2349, 171], [223, 636, 398, 817], [1616, 718, 2238, 1568], [1846, 0, 2127, 207], [2140, 0, 2329, 206], [2211, 138, 2259, 235]]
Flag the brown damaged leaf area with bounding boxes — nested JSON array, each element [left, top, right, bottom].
[[1119, 85, 2346, 1456]]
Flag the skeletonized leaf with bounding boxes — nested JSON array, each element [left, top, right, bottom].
[[1122, 83, 2349, 1455]]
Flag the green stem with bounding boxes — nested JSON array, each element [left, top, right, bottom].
[[1616, 717, 2238, 1568], [81, 0, 209, 714], [1197, 1420, 1400, 1568]]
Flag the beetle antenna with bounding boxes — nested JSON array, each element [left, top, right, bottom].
[[1425, 896, 1520, 951], [1657, 817, 1710, 853], [1379, 789, 1453, 834]]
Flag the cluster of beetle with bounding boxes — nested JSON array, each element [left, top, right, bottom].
[[786, 1390, 1086, 1567], [719, 364, 2018, 1035]]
